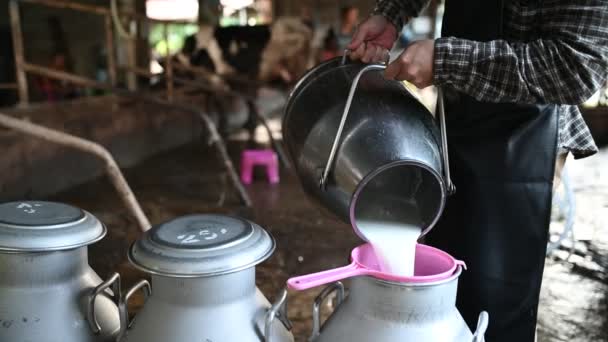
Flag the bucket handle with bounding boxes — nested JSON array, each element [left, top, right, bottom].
[[320, 50, 455, 195], [117, 279, 152, 341], [264, 288, 293, 342], [436, 87, 456, 194], [309, 282, 345, 341], [472, 311, 490, 342]]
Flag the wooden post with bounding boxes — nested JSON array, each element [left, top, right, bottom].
[[9, 0, 29, 105], [104, 15, 118, 87], [164, 23, 174, 102]]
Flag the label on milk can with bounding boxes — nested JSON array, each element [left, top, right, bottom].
[[0, 201, 84, 227], [151, 215, 254, 250]]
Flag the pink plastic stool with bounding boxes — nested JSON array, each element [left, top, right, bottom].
[[240, 149, 280, 185]]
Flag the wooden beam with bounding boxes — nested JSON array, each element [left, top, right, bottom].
[[22, 62, 112, 90], [9, 1, 28, 105], [0, 83, 18, 90], [104, 15, 118, 87], [18, 0, 109, 15], [164, 24, 174, 102]]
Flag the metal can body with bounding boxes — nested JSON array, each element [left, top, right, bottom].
[[0, 248, 120, 342], [312, 269, 486, 342], [122, 268, 293, 342]]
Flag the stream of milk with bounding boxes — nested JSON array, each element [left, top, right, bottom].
[[358, 220, 421, 276], [356, 199, 422, 277]]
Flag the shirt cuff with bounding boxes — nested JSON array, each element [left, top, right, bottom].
[[433, 37, 475, 86], [372, 0, 407, 31]]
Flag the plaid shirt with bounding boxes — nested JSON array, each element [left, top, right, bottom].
[[373, 0, 607, 159]]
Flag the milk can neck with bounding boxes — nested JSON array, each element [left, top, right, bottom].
[[348, 275, 459, 318], [0, 248, 90, 285], [150, 267, 257, 305]]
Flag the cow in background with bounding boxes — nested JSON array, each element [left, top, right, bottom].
[[183, 17, 314, 87]]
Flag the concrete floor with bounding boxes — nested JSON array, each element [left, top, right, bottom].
[[48, 140, 608, 341]]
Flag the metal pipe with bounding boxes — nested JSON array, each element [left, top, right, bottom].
[[18, 61, 252, 207], [246, 99, 291, 169], [153, 72, 290, 171], [0, 112, 151, 232], [9, 0, 29, 105], [171, 63, 276, 90], [197, 112, 252, 207]]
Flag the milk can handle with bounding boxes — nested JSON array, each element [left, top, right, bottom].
[[117, 280, 152, 341], [320, 51, 455, 194], [88, 272, 121, 335], [264, 288, 293, 342], [472, 311, 490, 342], [309, 282, 345, 341]]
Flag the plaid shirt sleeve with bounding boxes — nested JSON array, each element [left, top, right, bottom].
[[372, 0, 431, 30], [433, 0, 608, 105]]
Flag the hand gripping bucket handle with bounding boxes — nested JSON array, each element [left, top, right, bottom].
[[319, 50, 455, 195]]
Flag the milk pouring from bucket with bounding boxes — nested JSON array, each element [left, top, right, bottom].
[[282, 54, 489, 341], [283, 54, 454, 241]]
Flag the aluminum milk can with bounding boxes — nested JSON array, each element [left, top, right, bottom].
[[307, 268, 488, 342], [119, 214, 294, 342], [0, 201, 120, 342]]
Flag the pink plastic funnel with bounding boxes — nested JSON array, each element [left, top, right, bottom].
[[287, 243, 465, 291]]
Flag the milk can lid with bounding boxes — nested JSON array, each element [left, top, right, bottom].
[[128, 214, 275, 277], [0, 201, 106, 252]]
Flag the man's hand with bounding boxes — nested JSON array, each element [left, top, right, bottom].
[[385, 39, 435, 88], [348, 15, 398, 63]]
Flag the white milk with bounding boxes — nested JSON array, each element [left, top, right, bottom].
[[355, 199, 423, 277], [358, 220, 421, 276]]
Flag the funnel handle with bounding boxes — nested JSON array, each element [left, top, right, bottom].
[[472, 311, 489, 342], [287, 263, 363, 291], [309, 282, 345, 341], [437, 87, 455, 195]]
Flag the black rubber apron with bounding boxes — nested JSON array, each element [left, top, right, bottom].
[[425, 1, 559, 341]]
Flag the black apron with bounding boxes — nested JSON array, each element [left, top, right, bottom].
[[425, 1, 559, 341]]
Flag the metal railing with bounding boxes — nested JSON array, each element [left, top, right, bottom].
[[0, 112, 151, 232]]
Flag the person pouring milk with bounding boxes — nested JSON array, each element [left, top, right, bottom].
[[348, 1, 607, 341]]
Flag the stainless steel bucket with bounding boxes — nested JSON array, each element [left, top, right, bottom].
[[283, 57, 453, 235]]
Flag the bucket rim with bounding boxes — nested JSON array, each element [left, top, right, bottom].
[[349, 159, 447, 240]]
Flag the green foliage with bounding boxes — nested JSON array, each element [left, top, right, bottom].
[[150, 23, 199, 55]]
